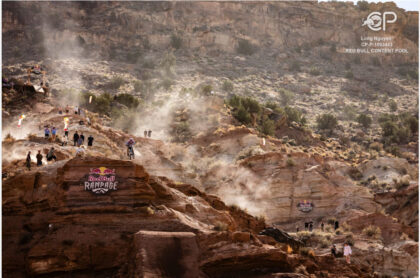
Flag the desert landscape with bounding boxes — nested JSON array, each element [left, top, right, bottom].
[[2, 1, 418, 277]]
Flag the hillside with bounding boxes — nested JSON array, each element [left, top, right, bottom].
[[2, 1, 419, 277]]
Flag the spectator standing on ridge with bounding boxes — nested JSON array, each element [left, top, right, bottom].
[[321, 222, 324, 232], [51, 127, 57, 141], [304, 222, 308, 231], [334, 221, 339, 230], [80, 132, 85, 144], [343, 243, 352, 264], [87, 135, 94, 147], [309, 222, 313, 232], [26, 151, 31, 170], [44, 127, 50, 139], [144, 130, 147, 137], [148, 130, 152, 138], [36, 150, 43, 166], [73, 131, 79, 146]]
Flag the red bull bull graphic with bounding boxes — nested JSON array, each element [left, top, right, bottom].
[[297, 200, 313, 213], [84, 167, 118, 194]]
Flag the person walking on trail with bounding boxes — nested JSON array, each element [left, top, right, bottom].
[[46, 147, 57, 162], [343, 243, 352, 264], [44, 127, 50, 139], [36, 150, 43, 166], [87, 135, 94, 147], [148, 130, 152, 138], [26, 151, 31, 170], [144, 130, 147, 137], [73, 131, 79, 146], [51, 127, 57, 141]]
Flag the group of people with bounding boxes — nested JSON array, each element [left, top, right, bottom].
[[72, 131, 94, 147], [26, 147, 57, 169], [44, 126, 57, 141], [143, 130, 152, 138], [296, 220, 339, 233], [331, 243, 352, 264]]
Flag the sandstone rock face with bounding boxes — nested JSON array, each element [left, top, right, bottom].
[[204, 151, 379, 229], [133, 231, 199, 278], [2, 2, 418, 64]]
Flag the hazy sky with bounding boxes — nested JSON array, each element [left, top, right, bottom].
[[319, 0, 419, 11]]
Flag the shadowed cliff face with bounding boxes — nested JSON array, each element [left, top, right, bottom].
[[2, 1, 418, 65]]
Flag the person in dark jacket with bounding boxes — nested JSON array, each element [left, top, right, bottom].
[[80, 132, 85, 143], [46, 147, 57, 162], [73, 131, 79, 146], [36, 150, 43, 166], [26, 151, 31, 170], [148, 130, 152, 138], [87, 135, 94, 147]]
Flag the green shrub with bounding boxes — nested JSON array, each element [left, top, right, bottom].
[[316, 114, 338, 131], [170, 34, 182, 50], [260, 117, 275, 136], [234, 105, 252, 125], [114, 93, 140, 109], [202, 84, 213, 95], [284, 106, 306, 125], [309, 67, 321, 76], [107, 76, 125, 90], [237, 39, 255, 55], [356, 113, 372, 129], [362, 225, 381, 239], [389, 100, 398, 112], [357, 1, 369, 10], [279, 89, 294, 106], [286, 158, 296, 167], [222, 80, 234, 92]]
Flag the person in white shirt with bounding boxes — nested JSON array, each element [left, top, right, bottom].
[[343, 243, 352, 264]]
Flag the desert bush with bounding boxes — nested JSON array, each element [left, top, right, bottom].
[[286, 158, 296, 167], [260, 117, 275, 136], [357, 1, 369, 10], [363, 225, 381, 239], [284, 106, 306, 126], [319, 237, 331, 248], [389, 100, 398, 112], [4, 133, 16, 143], [279, 89, 295, 106], [356, 113, 372, 129], [296, 231, 312, 244], [316, 113, 338, 132], [114, 93, 140, 109], [213, 222, 228, 231], [222, 80, 234, 92], [237, 39, 255, 55], [107, 76, 125, 90], [348, 166, 363, 180], [170, 34, 182, 50], [393, 176, 410, 189], [345, 71, 354, 79], [299, 247, 315, 258], [327, 218, 337, 226], [369, 142, 383, 152], [342, 105, 357, 120], [309, 67, 321, 76], [202, 84, 213, 95], [345, 233, 355, 245]]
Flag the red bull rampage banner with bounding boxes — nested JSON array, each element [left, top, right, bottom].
[[85, 167, 118, 194]]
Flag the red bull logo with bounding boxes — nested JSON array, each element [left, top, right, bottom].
[[85, 167, 118, 194], [297, 200, 313, 213]]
